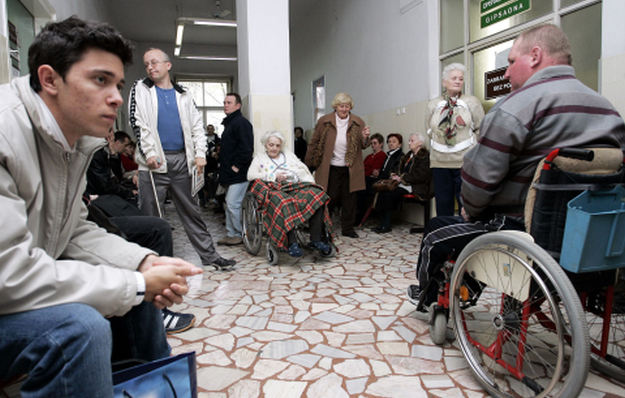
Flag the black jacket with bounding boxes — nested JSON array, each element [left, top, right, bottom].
[[219, 109, 254, 185], [86, 146, 136, 201], [379, 149, 404, 179]]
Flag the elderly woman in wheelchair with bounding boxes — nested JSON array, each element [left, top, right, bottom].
[[245, 131, 334, 260]]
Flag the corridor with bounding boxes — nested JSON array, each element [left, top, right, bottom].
[[165, 204, 625, 398]]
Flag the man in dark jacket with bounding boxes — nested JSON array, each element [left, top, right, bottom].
[[218, 92, 254, 246], [86, 130, 137, 204]]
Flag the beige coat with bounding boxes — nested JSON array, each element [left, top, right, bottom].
[[305, 112, 368, 193], [425, 94, 484, 169]]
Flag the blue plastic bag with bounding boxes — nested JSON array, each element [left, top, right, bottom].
[[113, 352, 197, 398]]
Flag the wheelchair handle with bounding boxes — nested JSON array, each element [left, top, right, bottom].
[[543, 148, 594, 170]]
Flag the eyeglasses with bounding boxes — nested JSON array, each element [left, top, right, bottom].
[[144, 60, 166, 68]]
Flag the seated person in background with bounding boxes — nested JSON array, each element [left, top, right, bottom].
[[0, 17, 201, 397], [373, 133, 433, 233], [379, 133, 404, 179], [86, 129, 138, 205], [248, 131, 332, 257], [406, 24, 625, 309], [121, 139, 139, 188], [86, 132, 199, 334], [294, 126, 308, 163], [356, 132, 387, 224], [364, 133, 387, 180]]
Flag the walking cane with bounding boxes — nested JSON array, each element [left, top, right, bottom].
[[149, 158, 163, 218]]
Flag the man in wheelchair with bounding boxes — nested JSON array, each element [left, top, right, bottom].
[[407, 24, 625, 310]]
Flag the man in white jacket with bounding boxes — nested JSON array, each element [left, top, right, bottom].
[[0, 17, 202, 397], [129, 48, 235, 270]]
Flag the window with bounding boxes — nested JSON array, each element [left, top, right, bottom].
[[176, 79, 230, 135], [439, 0, 602, 113], [312, 76, 325, 124]]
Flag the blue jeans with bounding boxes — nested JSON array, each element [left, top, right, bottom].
[[225, 181, 248, 238], [0, 304, 112, 397], [0, 302, 169, 397]]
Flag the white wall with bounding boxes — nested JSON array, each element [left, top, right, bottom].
[[602, 0, 625, 58], [290, 0, 433, 132], [47, 0, 111, 22], [601, 0, 625, 118]]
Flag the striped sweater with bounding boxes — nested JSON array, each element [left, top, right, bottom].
[[461, 65, 625, 221]]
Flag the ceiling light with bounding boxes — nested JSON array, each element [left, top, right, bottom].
[[175, 24, 184, 46], [179, 55, 238, 62], [174, 47, 181, 56], [192, 19, 237, 28]]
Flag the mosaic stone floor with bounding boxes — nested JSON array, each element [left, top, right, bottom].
[[164, 203, 625, 398]]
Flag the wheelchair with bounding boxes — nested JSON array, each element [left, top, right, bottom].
[[420, 148, 625, 397], [240, 182, 337, 265]]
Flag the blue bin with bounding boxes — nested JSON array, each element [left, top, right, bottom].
[[560, 185, 625, 273]]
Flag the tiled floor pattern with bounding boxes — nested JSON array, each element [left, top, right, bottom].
[[165, 203, 625, 398]]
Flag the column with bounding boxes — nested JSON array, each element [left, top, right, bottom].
[[236, 0, 293, 152]]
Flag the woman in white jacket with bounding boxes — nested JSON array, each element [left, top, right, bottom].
[[247, 131, 332, 257]]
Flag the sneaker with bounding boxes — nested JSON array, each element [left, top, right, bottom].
[[217, 236, 243, 246], [162, 309, 195, 334], [211, 257, 236, 270], [288, 243, 303, 257], [406, 284, 422, 306]]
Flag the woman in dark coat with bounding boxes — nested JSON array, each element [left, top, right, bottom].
[[373, 133, 433, 233]]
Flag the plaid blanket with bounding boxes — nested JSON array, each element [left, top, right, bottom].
[[249, 180, 333, 250]]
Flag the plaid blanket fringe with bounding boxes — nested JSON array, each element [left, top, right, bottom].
[[249, 180, 334, 250]]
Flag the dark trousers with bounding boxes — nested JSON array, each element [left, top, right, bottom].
[[286, 206, 326, 244], [432, 168, 462, 216], [356, 176, 378, 223], [416, 215, 524, 305], [110, 216, 173, 257], [327, 166, 357, 234], [375, 187, 409, 229], [108, 215, 174, 363]]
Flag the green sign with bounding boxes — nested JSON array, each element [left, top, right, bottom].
[[481, 0, 531, 29], [480, 0, 514, 14]]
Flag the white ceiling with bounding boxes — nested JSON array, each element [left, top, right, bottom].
[[104, 0, 320, 78]]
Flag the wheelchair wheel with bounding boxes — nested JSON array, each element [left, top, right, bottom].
[[450, 232, 589, 398], [266, 242, 279, 265], [242, 192, 263, 255], [429, 305, 448, 345], [319, 244, 336, 258], [586, 287, 625, 382]]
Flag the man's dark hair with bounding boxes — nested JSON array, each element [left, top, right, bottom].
[[226, 92, 242, 105], [294, 126, 304, 135], [114, 131, 131, 143], [28, 16, 134, 92]]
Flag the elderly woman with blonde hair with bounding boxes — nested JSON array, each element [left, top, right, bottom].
[[305, 92, 371, 238], [426, 63, 484, 216], [247, 131, 332, 257]]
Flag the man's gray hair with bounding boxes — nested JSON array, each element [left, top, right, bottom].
[[442, 63, 467, 81], [145, 47, 170, 62], [261, 130, 286, 146]]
